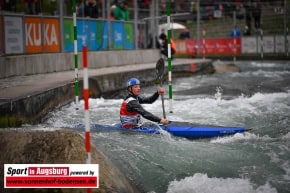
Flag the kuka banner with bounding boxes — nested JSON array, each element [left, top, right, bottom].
[[43, 18, 60, 52], [25, 17, 42, 53]]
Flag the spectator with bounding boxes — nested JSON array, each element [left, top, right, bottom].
[[2, 0, 16, 12], [243, 25, 251, 36], [244, 0, 252, 35], [77, 0, 85, 17], [159, 34, 176, 59], [179, 28, 190, 39], [113, 0, 129, 21], [147, 35, 161, 49], [23, 0, 40, 15], [110, 4, 116, 19], [230, 25, 241, 37], [84, 0, 99, 18], [252, 0, 261, 30]]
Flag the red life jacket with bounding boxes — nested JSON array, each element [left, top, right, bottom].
[[120, 97, 140, 128]]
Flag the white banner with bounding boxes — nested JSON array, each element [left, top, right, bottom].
[[4, 16, 24, 54], [241, 37, 257, 53], [275, 35, 285, 52], [259, 36, 274, 53], [4, 164, 99, 188]]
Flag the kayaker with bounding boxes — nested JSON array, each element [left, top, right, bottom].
[[120, 78, 169, 128]]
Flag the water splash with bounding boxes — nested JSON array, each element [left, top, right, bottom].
[[166, 173, 277, 193], [214, 86, 223, 102], [210, 132, 273, 144]]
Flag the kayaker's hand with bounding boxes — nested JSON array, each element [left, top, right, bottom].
[[158, 87, 165, 95], [160, 118, 168, 125]]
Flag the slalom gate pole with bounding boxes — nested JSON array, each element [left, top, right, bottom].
[[233, 29, 237, 62], [83, 43, 91, 193], [166, 1, 173, 113], [287, 26, 289, 57], [81, 14, 91, 192], [83, 46, 91, 164], [72, 0, 79, 109], [202, 26, 206, 60], [260, 29, 264, 63]]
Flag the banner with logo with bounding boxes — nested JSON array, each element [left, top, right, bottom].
[[96, 20, 108, 50], [43, 18, 60, 52], [25, 17, 42, 53], [4, 16, 24, 54], [4, 164, 99, 188], [176, 38, 241, 56], [241, 37, 257, 53], [111, 21, 124, 49], [123, 22, 134, 49], [63, 18, 74, 52]]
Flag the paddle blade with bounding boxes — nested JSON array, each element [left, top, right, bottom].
[[156, 58, 165, 79]]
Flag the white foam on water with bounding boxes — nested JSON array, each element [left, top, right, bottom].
[[210, 132, 273, 144], [166, 173, 277, 193], [282, 132, 290, 140]]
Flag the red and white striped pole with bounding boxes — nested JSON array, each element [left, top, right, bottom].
[[82, 46, 91, 165], [202, 26, 206, 60], [83, 45, 91, 193]]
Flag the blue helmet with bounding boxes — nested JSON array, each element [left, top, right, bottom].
[[126, 78, 140, 88]]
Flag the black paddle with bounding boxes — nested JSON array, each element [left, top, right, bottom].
[[156, 58, 166, 119]]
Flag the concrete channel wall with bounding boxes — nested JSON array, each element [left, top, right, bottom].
[[0, 50, 214, 126], [0, 50, 160, 78]]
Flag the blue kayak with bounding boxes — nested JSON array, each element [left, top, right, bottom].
[[75, 121, 250, 139]]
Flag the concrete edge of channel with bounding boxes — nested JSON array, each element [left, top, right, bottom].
[[0, 59, 214, 127]]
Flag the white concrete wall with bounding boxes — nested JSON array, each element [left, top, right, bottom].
[[0, 50, 160, 78]]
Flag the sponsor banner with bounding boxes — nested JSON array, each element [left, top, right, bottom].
[[205, 38, 216, 54], [63, 18, 74, 52], [241, 37, 257, 53], [25, 17, 42, 53], [43, 18, 60, 52], [186, 39, 197, 55], [111, 21, 124, 49], [76, 19, 90, 51], [4, 164, 99, 188], [124, 22, 134, 49], [175, 40, 187, 55], [87, 20, 97, 50], [96, 20, 108, 50], [215, 38, 229, 54], [4, 16, 24, 54], [259, 36, 274, 53], [227, 37, 241, 54], [177, 38, 241, 56], [275, 35, 285, 53]]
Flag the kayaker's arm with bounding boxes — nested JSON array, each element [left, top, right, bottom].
[[127, 100, 161, 123], [138, 91, 159, 104]]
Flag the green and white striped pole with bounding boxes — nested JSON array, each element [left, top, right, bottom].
[[166, 2, 173, 113], [72, 0, 79, 109]]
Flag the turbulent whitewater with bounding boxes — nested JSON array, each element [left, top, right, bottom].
[[44, 60, 290, 193]]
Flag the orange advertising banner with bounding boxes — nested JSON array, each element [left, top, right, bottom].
[[25, 17, 42, 53], [25, 17, 60, 53], [43, 18, 60, 52]]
